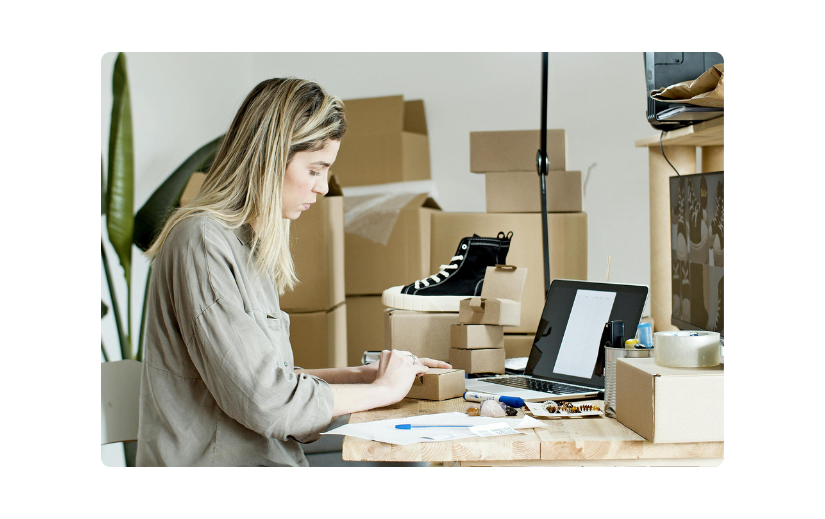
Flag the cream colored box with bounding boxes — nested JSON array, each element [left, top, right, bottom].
[[405, 368, 466, 401], [457, 266, 527, 327], [616, 357, 723, 444], [503, 334, 534, 358], [449, 348, 505, 375], [470, 130, 567, 172], [450, 324, 504, 350]]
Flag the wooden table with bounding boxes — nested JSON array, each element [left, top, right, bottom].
[[342, 398, 723, 466]]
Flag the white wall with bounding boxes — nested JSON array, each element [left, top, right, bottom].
[[101, 52, 656, 464]]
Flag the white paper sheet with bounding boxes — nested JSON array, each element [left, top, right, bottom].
[[469, 423, 526, 438], [553, 289, 617, 378], [322, 412, 546, 446]]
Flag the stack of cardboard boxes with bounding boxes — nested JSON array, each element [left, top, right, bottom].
[[449, 266, 527, 374], [429, 130, 588, 359], [333, 95, 441, 366]]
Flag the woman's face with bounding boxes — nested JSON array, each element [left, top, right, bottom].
[[282, 139, 340, 220]]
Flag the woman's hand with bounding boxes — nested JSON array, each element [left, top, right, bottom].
[[371, 350, 452, 403], [361, 350, 451, 383]]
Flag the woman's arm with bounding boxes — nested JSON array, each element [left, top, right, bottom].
[[295, 350, 451, 385], [307, 350, 452, 418]]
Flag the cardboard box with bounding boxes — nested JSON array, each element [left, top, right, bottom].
[[384, 309, 459, 362], [503, 334, 534, 358], [484, 170, 582, 213], [431, 212, 587, 333], [280, 176, 345, 312], [288, 303, 347, 370], [450, 324, 504, 350], [458, 265, 527, 326], [449, 348, 505, 375], [333, 95, 430, 186], [405, 368, 466, 401], [345, 295, 386, 367], [345, 193, 440, 295], [180, 172, 206, 207], [615, 357, 723, 444], [470, 130, 567, 173]]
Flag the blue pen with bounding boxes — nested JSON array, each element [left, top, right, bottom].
[[395, 424, 472, 429]]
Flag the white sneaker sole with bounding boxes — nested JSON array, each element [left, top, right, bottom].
[[382, 286, 466, 312]]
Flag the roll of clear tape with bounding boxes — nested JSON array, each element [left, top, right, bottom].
[[653, 331, 721, 367]]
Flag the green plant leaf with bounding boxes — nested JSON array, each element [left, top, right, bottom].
[[106, 52, 135, 285], [101, 155, 107, 215], [133, 135, 223, 251]]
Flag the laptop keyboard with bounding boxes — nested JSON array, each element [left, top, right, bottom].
[[484, 376, 595, 395]]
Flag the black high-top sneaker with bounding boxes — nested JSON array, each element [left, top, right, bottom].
[[382, 232, 513, 311]]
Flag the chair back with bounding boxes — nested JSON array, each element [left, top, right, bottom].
[[101, 360, 142, 445]]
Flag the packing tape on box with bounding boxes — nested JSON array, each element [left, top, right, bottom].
[[653, 331, 721, 367]]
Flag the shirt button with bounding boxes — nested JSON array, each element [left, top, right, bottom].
[[284, 362, 288, 367]]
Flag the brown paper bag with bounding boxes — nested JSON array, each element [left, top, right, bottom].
[[650, 63, 724, 108]]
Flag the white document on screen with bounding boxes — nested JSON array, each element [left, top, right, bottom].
[[553, 289, 616, 378]]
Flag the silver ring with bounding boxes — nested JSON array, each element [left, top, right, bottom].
[[409, 354, 417, 363]]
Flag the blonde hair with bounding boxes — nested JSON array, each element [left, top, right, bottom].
[[146, 78, 347, 294]]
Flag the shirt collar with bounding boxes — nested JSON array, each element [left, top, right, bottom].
[[233, 223, 254, 247]]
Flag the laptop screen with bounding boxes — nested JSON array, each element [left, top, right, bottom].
[[524, 279, 649, 389]]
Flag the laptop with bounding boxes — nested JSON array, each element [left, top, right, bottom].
[[464, 279, 649, 402]]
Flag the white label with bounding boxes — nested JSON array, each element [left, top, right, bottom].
[[553, 289, 617, 378]]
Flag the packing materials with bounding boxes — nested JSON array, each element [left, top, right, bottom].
[[470, 130, 567, 172], [451, 324, 504, 350], [449, 348, 506, 374], [483, 170, 582, 213], [345, 295, 386, 367], [384, 309, 459, 362], [280, 176, 345, 312], [333, 95, 430, 186], [615, 357, 723, 444], [345, 193, 440, 296], [431, 212, 587, 333], [458, 266, 527, 327], [288, 303, 347, 370], [405, 368, 466, 401]]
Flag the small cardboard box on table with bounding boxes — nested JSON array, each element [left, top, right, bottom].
[[450, 324, 504, 349], [457, 266, 528, 326], [615, 357, 723, 443], [405, 368, 466, 401], [449, 348, 506, 375]]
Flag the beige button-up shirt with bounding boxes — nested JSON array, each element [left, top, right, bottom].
[[136, 215, 334, 466]]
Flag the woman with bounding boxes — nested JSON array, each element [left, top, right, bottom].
[[136, 78, 449, 467]]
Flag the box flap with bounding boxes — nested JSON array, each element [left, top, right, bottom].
[[403, 99, 428, 135], [342, 95, 404, 134], [479, 265, 528, 302]]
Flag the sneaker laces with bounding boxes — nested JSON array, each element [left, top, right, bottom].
[[414, 255, 463, 289]]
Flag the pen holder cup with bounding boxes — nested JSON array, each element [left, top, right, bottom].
[[604, 346, 651, 418]]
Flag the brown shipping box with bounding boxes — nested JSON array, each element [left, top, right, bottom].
[[333, 95, 430, 186], [449, 348, 505, 375], [280, 176, 345, 312], [346, 193, 440, 295], [470, 130, 567, 172], [345, 295, 386, 367], [615, 358, 723, 444], [503, 334, 534, 358], [405, 368, 466, 401], [450, 324, 504, 350], [385, 309, 459, 363], [288, 303, 347, 370], [484, 170, 582, 213], [431, 212, 587, 334], [458, 266, 527, 327], [180, 172, 206, 207]]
